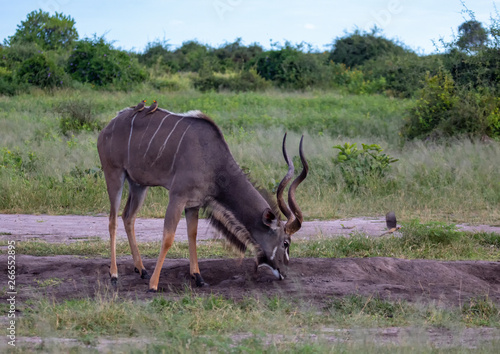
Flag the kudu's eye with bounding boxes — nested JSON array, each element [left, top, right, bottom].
[[284, 240, 290, 248]]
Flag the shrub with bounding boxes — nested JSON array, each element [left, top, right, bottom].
[[402, 70, 500, 140], [0, 66, 23, 95], [0, 147, 38, 175], [56, 99, 104, 135], [253, 44, 325, 89], [401, 70, 458, 140], [462, 296, 499, 326], [328, 29, 409, 68], [150, 74, 192, 91], [362, 53, 443, 97], [16, 53, 65, 88], [329, 63, 386, 94], [193, 69, 270, 92], [333, 142, 398, 191], [67, 36, 147, 88]]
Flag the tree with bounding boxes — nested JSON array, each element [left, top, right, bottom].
[[8, 10, 78, 50], [329, 29, 408, 67], [67, 36, 146, 87], [457, 20, 488, 51]]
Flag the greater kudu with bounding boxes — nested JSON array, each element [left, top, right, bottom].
[[97, 103, 308, 291]]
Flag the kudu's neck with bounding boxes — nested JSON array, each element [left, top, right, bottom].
[[213, 161, 270, 231]]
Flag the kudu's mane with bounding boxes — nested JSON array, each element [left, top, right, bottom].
[[203, 187, 280, 256]]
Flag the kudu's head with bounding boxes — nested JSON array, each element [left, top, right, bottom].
[[254, 134, 308, 279]]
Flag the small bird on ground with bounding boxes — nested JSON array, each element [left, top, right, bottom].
[[145, 100, 158, 115], [380, 211, 402, 236], [130, 100, 146, 113]]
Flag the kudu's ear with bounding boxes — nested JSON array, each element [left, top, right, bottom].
[[262, 208, 278, 230]]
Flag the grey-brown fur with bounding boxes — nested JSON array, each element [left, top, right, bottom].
[[97, 105, 308, 291]]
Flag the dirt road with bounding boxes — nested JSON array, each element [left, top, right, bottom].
[[2, 214, 500, 244]]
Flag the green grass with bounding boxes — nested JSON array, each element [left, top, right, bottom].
[[1, 89, 500, 224], [9, 291, 499, 352]]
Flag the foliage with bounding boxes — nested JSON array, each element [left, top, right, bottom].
[[362, 52, 443, 98], [402, 71, 500, 140], [7, 9, 78, 50], [16, 53, 65, 88], [55, 98, 105, 135], [0, 147, 37, 175], [0, 66, 24, 95], [19, 291, 500, 352], [457, 20, 488, 52], [462, 296, 499, 326], [213, 38, 263, 71], [171, 40, 216, 72], [333, 142, 398, 191], [193, 69, 270, 92], [328, 29, 409, 68], [66, 36, 147, 87], [401, 70, 457, 140], [400, 219, 462, 247], [253, 43, 326, 89], [2, 90, 500, 222]]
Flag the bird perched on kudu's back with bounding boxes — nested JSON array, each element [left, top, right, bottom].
[[380, 211, 401, 236], [130, 100, 146, 114], [145, 100, 158, 115]]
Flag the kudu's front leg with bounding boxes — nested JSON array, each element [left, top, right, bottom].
[[185, 207, 208, 287], [148, 196, 186, 292]]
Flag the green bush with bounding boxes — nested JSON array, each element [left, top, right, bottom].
[[193, 69, 270, 92], [0, 147, 38, 175], [402, 70, 500, 140], [401, 70, 458, 140], [253, 44, 326, 89], [67, 36, 147, 88], [328, 29, 409, 68], [333, 142, 398, 191], [362, 53, 443, 97], [56, 98, 105, 135], [329, 63, 386, 94], [462, 296, 499, 326], [0, 66, 24, 95], [16, 53, 65, 88]]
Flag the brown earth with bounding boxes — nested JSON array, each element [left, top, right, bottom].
[[1, 213, 500, 306], [3, 255, 500, 307], [2, 214, 500, 349]]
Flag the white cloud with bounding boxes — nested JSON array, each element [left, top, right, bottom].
[[304, 23, 316, 30]]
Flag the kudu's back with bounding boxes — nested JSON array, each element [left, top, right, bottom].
[[98, 108, 233, 196]]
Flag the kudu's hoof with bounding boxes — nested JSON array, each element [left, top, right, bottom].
[[147, 288, 157, 293], [110, 276, 118, 287], [135, 267, 150, 279], [193, 273, 209, 287]]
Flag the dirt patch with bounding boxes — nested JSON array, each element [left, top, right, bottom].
[[4, 254, 500, 307], [3, 213, 500, 349], [2, 213, 500, 306]]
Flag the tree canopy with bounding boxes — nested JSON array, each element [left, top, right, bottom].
[[7, 10, 78, 50]]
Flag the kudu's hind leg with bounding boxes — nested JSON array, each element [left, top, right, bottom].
[[104, 170, 125, 285], [148, 196, 186, 292], [122, 181, 149, 279], [185, 207, 208, 287]]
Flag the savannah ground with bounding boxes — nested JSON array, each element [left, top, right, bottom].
[[1, 89, 500, 352]]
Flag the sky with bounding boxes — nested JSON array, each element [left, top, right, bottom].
[[0, 0, 498, 54]]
